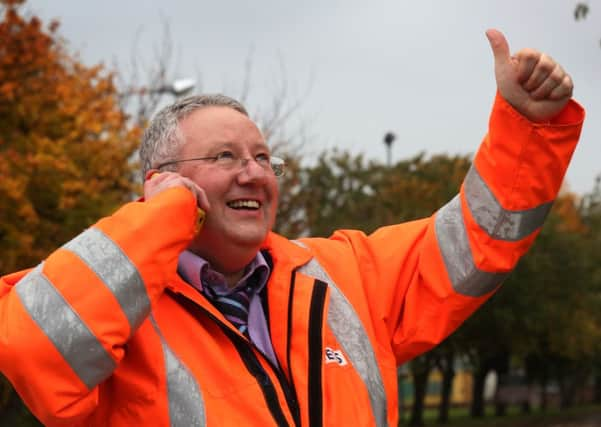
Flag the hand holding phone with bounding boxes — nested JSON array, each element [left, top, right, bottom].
[[147, 172, 208, 233]]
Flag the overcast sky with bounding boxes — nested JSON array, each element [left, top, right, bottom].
[[26, 0, 601, 195]]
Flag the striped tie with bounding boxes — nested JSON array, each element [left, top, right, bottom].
[[212, 287, 252, 335]]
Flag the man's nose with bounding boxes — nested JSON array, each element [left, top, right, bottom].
[[236, 158, 268, 184]]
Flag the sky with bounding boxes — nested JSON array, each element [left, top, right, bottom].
[[24, 0, 601, 196]]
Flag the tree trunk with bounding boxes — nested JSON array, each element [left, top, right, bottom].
[[559, 378, 576, 409], [437, 354, 455, 424], [398, 366, 409, 425], [558, 366, 589, 410], [471, 351, 510, 419], [523, 353, 541, 414], [493, 352, 510, 417], [539, 371, 548, 411], [594, 371, 601, 404], [470, 366, 488, 418], [409, 363, 432, 427]]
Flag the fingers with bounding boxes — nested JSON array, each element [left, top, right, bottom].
[[486, 29, 511, 67], [548, 74, 573, 100], [144, 171, 211, 212], [195, 190, 211, 212], [529, 63, 564, 100], [514, 49, 540, 84], [519, 51, 555, 89], [515, 49, 573, 101]]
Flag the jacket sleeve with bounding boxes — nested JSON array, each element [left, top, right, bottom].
[[0, 187, 197, 426], [328, 94, 585, 364]]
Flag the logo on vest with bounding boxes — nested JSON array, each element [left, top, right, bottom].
[[324, 347, 347, 366]]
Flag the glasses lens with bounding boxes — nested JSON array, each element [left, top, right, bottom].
[[270, 157, 286, 177]]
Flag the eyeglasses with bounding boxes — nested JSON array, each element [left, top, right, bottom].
[[156, 151, 286, 177]]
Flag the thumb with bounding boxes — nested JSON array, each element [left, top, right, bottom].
[[486, 29, 511, 68]]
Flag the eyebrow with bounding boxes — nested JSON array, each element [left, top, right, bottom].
[[207, 141, 270, 152]]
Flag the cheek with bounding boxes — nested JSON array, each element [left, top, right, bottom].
[[190, 175, 229, 204]]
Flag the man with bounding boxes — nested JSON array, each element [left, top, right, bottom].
[[0, 29, 585, 426]]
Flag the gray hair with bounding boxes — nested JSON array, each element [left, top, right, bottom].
[[140, 94, 249, 180]]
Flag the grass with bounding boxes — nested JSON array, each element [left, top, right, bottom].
[[399, 404, 601, 426]]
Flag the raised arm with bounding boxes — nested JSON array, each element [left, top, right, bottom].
[[0, 187, 198, 426], [322, 30, 586, 364]]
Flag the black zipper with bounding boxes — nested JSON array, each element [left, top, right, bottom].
[[307, 279, 328, 427], [225, 328, 290, 427], [171, 291, 299, 427]]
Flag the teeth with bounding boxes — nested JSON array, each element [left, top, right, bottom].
[[228, 200, 260, 209]]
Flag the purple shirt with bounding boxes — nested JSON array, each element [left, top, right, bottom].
[[177, 250, 279, 368]]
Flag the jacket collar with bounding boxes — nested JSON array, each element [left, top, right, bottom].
[[261, 232, 313, 273]]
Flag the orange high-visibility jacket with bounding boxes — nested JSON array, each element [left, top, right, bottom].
[[0, 95, 584, 427]]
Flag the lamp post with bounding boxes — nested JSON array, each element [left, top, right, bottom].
[[155, 78, 196, 97], [122, 77, 196, 98], [119, 77, 196, 125], [383, 131, 396, 167]]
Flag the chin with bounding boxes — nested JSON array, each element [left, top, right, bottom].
[[230, 231, 268, 248]]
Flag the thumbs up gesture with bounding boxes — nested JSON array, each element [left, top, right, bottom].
[[486, 29, 573, 122]]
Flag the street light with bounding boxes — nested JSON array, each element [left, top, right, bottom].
[[160, 78, 196, 97], [119, 77, 197, 124], [383, 131, 396, 167], [120, 77, 196, 98]]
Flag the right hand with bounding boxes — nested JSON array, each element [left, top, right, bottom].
[[144, 171, 211, 213], [486, 29, 573, 123]]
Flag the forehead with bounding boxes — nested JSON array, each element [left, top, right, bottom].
[[178, 106, 265, 153]]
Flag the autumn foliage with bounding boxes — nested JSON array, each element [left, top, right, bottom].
[[0, 4, 141, 274], [1, 1, 601, 425]]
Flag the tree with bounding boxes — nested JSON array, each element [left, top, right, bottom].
[[458, 186, 601, 417], [0, 2, 141, 275], [0, 2, 141, 423], [408, 353, 437, 427], [432, 338, 461, 424], [288, 149, 471, 239], [578, 175, 601, 403], [513, 190, 601, 410]]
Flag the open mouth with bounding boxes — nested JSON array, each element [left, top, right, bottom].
[[227, 200, 261, 210]]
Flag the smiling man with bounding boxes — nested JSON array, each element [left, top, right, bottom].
[[144, 103, 281, 284], [0, 30, 586, 427]]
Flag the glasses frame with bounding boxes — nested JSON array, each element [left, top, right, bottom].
[[155, 154, 286, 177]]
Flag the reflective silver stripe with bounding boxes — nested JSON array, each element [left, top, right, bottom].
[[63, 227, 150, 332], [465, 166, 552, 241], [435, 195, 508, 297], [295, 249, 388, 427], [15, 264, 116, 389], [150, 316, 205, 427]]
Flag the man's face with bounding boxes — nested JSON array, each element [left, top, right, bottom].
[[176, 107, 279, 263]]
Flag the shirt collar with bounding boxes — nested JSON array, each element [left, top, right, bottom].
[[177, 250, 270, 296]]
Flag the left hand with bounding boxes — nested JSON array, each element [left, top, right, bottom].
[[486, 29, 573, 122]]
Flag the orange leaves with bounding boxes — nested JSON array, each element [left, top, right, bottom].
[[0, 0, 26, 6], [0, 5, 142, 274], [551, 191, 587, 234], [0, 81, 17, 100]]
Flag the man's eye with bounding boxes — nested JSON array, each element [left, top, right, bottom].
[[255, 153, 270, 165], [215, 151, 235, 162]]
